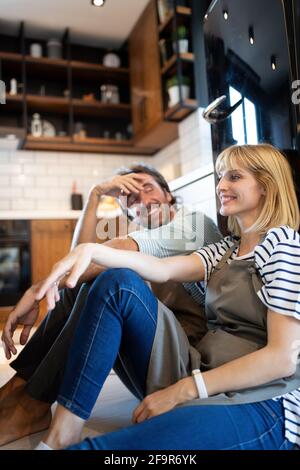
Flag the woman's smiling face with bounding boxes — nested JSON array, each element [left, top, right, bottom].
[[216, 166, 266, 221]]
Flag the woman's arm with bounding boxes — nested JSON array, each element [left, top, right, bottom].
[[202, 310, 300, 395], [133, 310, 300, 422], [36, 243, 204, 301]]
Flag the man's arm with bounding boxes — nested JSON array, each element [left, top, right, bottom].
[[71, 174, 144, 249], [71, 189, 99, 248]]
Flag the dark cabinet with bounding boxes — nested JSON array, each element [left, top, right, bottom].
[[0, 23, 154, 155]]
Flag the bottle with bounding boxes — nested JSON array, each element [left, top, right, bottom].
[[31, 113, 43, 137], [9, 78, 18, 96], [71, 181, 83, 210]]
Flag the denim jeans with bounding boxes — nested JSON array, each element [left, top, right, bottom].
[[67, 398, 294, 450], [58, 268, 158, 419]]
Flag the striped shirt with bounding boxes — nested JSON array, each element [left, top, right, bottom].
[[195, 225, 300, 447], [128, 206, 222, 305]]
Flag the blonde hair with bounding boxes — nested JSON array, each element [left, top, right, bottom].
[[215, 144, 300, 236]]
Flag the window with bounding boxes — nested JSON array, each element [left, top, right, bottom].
[[229, 86, 258, 145]]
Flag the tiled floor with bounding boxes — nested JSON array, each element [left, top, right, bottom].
[[0, 337, 139, 450]]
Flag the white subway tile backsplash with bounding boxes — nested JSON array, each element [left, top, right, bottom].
[[0, 186, 22, 198], [35, 176, 59, 187], [0, 199, 11, 210], [36, 199, 70, 211], [35, 151, 59, 164], [71, 165, 95, 176], [0, 175, 9, 186], [3, 110, 214, 212], [48, 187, 70, 199], [10, 175, 35, 187], [59, 152, 82, 166], [59, 175, 77, 187], [23, 187, 48, 199], [12, 151, 35, 163], [11, 199, 36, 210], [0, 164, 22, 175], [0, 151, 10, 163], [24, 164, 47, 176]]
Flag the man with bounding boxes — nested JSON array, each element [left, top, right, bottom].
[[0, 164, 221, 445]]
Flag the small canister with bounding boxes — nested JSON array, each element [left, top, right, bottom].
[[47, 38, 62, 59], [30, 43, 42, 58]]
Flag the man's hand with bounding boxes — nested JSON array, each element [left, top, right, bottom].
[[90, 173, 145, 201], [1, 283, 46, 360]]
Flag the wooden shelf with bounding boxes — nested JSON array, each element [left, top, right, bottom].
[[24, 134, 156, 155], [73, 135, 132, 146], [72, 99, 131, 118], [0, 51, 22, 62], [25, 55, 68, 68], [25, 55, 68, 79], [161, 52, 194, 75], [5, 94, 24, 110], [164, 98, 198, 121], [26, 94, 70, 114], [71, 60, 129, 81], [158, 6, 192, 34]]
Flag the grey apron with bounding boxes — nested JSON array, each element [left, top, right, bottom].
[[117, 242, 300, 405]]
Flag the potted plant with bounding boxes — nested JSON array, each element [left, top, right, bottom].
[[166, 76, 190, 107], [173, 25, 189, 54]]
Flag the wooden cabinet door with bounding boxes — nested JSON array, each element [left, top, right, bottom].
[[31, 219, 74, 321], [31, 219, 73, 284], [129, 0, 163, 137]]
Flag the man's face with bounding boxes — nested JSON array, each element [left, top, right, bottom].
[[124, 173, 173, 228]]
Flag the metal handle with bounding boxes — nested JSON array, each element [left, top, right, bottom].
[[202, 95, 243, 124]]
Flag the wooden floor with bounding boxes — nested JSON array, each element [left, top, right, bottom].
[[0, 339, 138, 450]]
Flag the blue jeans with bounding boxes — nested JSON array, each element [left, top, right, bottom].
[[67, 399, 294, 450], [58, 268, 158, 419]]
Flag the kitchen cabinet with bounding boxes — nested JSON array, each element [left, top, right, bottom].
[[30, 219, 74, 284], [0, 24, 154, 155], [129, 0, 178, 150], [30, 219, 75, 320], [157, 0, 198, 121]]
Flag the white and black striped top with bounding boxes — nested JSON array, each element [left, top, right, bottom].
[[195, 225, 300, 447]]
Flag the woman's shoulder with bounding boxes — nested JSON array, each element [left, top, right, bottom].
[[255, 226, 300, 262], [203, 236, 235, 252], [264, 225, 300, 246]]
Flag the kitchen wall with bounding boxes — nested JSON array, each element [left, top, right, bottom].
[[0, 108, 213, 212]]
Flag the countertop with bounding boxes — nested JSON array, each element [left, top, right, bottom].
[[0, 210, 82, 220]]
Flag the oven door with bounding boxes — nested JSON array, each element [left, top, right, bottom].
[[0, 241, 31, 307]]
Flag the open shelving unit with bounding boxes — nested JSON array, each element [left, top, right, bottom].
[[156, 0, 198, 121], [0, 22, 157, 154]]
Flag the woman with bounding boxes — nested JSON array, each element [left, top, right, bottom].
[[21, 144, 300, 449]]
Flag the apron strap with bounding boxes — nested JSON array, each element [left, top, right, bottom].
[[214, 241, 239, 271]]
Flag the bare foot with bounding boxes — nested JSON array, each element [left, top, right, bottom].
[[43, 404, 84, 449], [0, 374, 26, 403], [0, 388, 52, 446]]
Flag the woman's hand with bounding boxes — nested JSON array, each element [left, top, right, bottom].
[[132, 378, 198, 424], [1, 283, 44, 359], [35, 243, 95, 307]]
